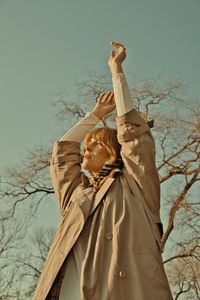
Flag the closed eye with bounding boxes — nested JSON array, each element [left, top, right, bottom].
[[84, 141, 103, 152]]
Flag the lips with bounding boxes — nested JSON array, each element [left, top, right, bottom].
[[84, 155, 91, 160]]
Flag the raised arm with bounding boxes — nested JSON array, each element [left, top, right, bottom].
[[108, 42, 134, 116], [108, 42, 161, 220], [50, 92, 116, 215], [60, 91, 116, 142]]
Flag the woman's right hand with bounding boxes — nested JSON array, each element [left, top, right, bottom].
[[92, 91, 116, 120]]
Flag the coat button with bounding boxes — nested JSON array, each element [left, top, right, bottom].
[[119, 271, 126, 279], [105, 232, 113, 240]]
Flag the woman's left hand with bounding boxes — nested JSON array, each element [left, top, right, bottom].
[[108, 41, 126, 68], [92, 91, 116, 120]]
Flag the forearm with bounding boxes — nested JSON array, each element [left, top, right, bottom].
[[112, 70, 134, 117], [60, 111, 100, 142], [109, 62, 124, 76]]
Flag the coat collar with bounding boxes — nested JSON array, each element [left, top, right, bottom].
[[73, 175, 115, 220]]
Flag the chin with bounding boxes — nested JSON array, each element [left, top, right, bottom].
[[82, 161, 91, 171], [82, 162, 99, 174]]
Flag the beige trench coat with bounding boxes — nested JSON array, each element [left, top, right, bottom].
[[33, 109, 173, 300]]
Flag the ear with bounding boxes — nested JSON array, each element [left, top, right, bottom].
[[105, 154, 115, 165]]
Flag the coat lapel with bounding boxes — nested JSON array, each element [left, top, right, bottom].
[[89, 177, 115, 215]]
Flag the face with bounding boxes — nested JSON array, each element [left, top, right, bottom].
[[82, 138, 111, 174]]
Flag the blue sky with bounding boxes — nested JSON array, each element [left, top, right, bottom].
[[0, 0, 200, 229], [1, 0, 200, 169]]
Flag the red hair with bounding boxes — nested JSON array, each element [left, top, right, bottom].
[[84, 127, 121, 164]]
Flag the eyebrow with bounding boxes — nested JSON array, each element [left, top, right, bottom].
[[84, 140, 102, 148]]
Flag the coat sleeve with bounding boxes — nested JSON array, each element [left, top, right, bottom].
[[50, 112, 100, 216], [60, 112, 100, 142], [50, 141, 82, 216], [116, 108, 161, 221]]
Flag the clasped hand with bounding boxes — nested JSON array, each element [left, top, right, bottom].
[[108, 41, 126, 67]]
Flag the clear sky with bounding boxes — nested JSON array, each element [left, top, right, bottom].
[[1, 0, 200, 169]]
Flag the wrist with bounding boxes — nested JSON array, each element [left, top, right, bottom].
[[91, 109, 104, 120], [109, 62, 123, 76]]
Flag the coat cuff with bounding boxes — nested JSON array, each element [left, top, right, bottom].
[[116, 109, 152, 142], [116, 108, 145, 126]]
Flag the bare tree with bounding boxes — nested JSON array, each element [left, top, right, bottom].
[[13, 226, 54, 299], [0, 217, 27, 299], [0, 224, 54, 300], [0, 72, 199, 299]]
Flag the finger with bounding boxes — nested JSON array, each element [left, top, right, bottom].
[[108, 94, 115, 104], [98, 92, 109, 103], [109, 92, 115, 103], [96, 92, 106, 103], [112, 41, 124, 49], [110, 49, 116, 58], [102, 91, 112, 103], [105, 91, 114, 103], [111, 41, 126, 52], [107, 91, 114, 99]]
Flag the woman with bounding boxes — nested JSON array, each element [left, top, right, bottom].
[[33, 42, 173, 300]]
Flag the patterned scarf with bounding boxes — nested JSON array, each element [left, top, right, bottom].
[[89, 159, 124, 191]]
